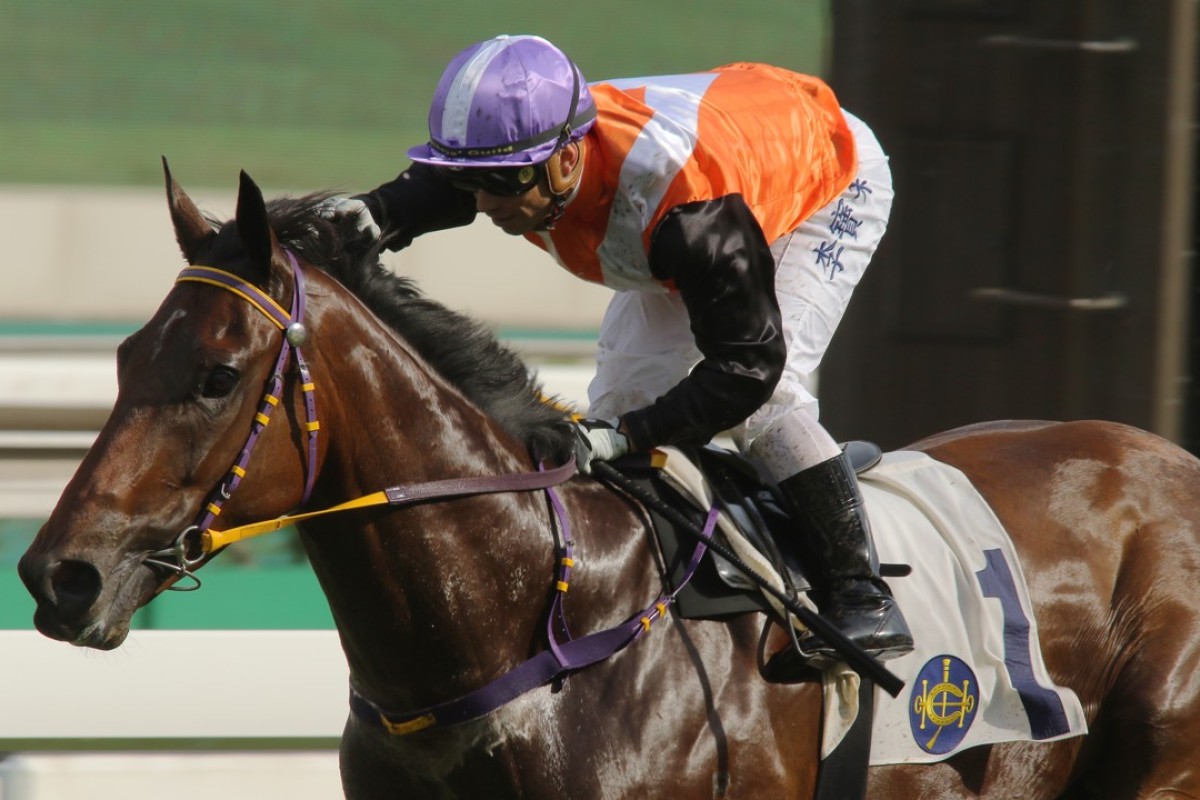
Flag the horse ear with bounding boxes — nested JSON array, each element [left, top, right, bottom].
[[235, 170, 278, 286], [162, 156, 214, 264]]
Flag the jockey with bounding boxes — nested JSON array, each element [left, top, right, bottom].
[[327, 34, 913, 663]]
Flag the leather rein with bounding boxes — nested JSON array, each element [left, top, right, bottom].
[[139, 252, 712, 736], [144, 252, 577, 590]]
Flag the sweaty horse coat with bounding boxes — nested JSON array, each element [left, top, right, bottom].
[[18, 166, 1200, 799]]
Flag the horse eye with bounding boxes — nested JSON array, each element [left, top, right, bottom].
[[201, 365, 240, 399]]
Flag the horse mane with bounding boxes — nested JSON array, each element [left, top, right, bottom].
[[204, 192, 577, 464]]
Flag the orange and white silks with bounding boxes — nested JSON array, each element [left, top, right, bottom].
[[524, 63, 858, 291]]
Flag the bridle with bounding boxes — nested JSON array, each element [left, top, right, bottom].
[[145, 251, 319, 591], [142, 250, 577, 593], [137, 248, 709, 732], [131, 249, 900, 729]]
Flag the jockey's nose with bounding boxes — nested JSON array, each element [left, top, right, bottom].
[[473, 189, 500, 212]]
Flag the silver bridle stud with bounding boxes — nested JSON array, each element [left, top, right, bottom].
[[286, 322, 309, 346]]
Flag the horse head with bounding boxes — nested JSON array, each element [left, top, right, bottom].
[[18, 162, 321, 648]]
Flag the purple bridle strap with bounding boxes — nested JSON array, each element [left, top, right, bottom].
[[176, 253, 320, 525], [349, 504, 720, 736], [150, 254, 321, 591]]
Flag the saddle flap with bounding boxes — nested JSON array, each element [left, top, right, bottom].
[[613, 445, 817, 621]]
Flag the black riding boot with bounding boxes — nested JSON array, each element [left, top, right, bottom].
[[779, 452, 914, 662]]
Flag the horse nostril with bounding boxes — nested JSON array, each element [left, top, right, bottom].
[[47, 560, 102, 616]]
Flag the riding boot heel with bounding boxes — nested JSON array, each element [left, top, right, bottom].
[[778, 452, 914, 662]]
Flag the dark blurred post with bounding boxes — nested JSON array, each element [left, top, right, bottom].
[[823, 0, 1197, 450]]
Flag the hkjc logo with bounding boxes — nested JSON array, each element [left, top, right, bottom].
[[909, 654, 979, 754]]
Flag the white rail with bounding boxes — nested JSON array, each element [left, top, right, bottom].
[[0, 630, 348, 743], [0, 630, 349, 798]]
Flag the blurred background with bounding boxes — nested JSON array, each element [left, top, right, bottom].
[[0, 0, 1195, 797]]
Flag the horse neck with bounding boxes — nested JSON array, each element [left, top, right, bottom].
[[297, 290, 561, 708]]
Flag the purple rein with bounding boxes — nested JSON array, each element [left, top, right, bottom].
[[153, 252, 721, 735]]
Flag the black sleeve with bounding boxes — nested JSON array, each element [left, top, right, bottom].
[[619, 194, 786, 450], [356, 162, 478, 251]]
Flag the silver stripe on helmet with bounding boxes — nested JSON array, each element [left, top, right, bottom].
[[440, 34, 540, 146]]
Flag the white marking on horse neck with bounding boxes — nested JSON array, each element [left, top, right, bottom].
[[380, 690, 568, 795]]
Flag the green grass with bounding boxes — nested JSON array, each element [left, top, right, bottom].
[[0, 0, 828, 189]]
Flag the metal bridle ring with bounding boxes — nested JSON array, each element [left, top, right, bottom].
[[144, 526, 207, 591]]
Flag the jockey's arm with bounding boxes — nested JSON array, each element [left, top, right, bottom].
[[358, 163, 478, 250], [620, 194, 785, 451]]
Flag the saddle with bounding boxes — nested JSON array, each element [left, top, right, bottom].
[[600, 442, 893, 800], [606, 441, 886, 622]]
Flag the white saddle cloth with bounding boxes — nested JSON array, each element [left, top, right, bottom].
[[833, 450, 1088, 764], [653, 446, 1088, 765]]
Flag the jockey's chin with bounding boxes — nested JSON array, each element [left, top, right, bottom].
[[486, 211, 541, 236], [476, 187, 554, 236]]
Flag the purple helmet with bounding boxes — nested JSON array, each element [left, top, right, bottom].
[[407, 35, 597, 168]]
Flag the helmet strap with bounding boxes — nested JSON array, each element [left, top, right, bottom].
[[541, 143, 583, 230], [537, 59, 588, 232], [543, 197, 568, 230]]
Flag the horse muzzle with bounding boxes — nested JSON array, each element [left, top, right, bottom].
[[18, 548, 149, 649]]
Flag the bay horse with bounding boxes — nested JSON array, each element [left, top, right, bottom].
[[18, 165, 1200, 799]]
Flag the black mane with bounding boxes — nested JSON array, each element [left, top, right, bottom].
[[207, 192, 576, 464]]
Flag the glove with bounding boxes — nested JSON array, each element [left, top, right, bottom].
[[573, 418, 630, 474], [316, 196, 381, 240]]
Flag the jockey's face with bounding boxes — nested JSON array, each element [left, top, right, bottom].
[[472, 176, 555, 236], [470, 142, 582, 236]]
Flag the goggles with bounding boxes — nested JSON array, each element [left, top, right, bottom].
[[436, 163, 544, 197]]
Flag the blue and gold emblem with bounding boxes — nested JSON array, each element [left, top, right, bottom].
[[909, 654, 979, 754]]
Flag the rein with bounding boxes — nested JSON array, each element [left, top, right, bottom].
[[198, 459, 579, 553], [139, 252, 721, 737], [144, 253, 577, 587]]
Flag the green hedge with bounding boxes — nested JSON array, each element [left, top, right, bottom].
[[0, 0, 827, 189]]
